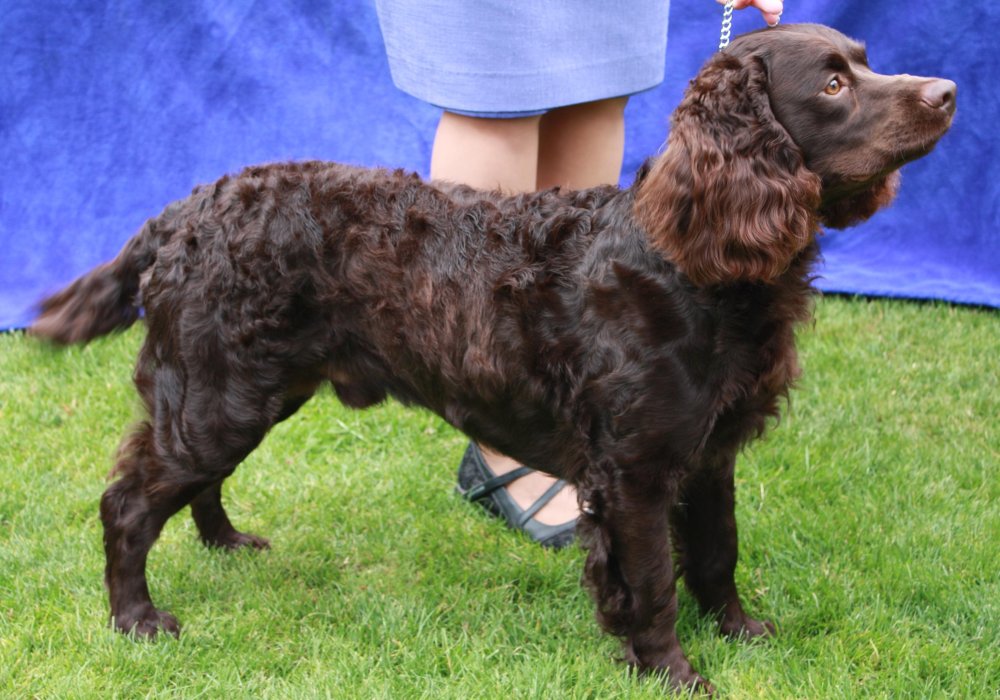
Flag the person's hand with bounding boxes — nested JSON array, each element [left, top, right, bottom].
[[718, 0, 783, 27]]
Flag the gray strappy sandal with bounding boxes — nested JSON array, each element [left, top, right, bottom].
[[456, 442, 576, 549]]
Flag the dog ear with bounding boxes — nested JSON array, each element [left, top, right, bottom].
[[635, 53, 822, 286]]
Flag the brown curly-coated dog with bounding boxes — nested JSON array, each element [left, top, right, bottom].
[[32, 25, 954, 692]]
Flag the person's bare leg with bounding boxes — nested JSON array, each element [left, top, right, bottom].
[[432, 101, 628, 528], [431, 111, 578, 527], [537, 97, 628, 190], [500, 97, 629, 524], [430, 111, 539, 192]]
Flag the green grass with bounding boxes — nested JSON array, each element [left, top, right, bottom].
[[1, 297, 997, 699]]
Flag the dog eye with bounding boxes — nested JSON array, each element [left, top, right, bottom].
[[824, 77, 843, 95]]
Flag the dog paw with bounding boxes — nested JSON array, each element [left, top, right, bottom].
[[629, 646, 715, 696], [670, 670, 715, 696], [648, 666, 715, 697], [719, 613, 775, 640], [114, 606, 181, 639], [690, 676, 716, 697], [203, 530, 271, 551]]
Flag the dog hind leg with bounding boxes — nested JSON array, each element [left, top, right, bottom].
[[189, 388, 316, 550], [100, 423, 217, 638], [190, 480, 270, 550], [101, 349, 290, 638]]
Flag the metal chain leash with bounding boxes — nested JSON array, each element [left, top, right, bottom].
[[719, 0, 735, 51]]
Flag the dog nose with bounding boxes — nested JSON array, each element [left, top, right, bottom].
[[920, 79, 957, 114]]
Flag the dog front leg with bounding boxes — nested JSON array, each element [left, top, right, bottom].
[[578, 474, 712, 693], [672, 452, 774, 640]]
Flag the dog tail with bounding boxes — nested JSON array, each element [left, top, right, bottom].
[[30, 215, 168, 345]]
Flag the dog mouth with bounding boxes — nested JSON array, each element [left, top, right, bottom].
[[820, 120, 952, 204], [894, 122, 954, 168], [893, 98, 956, 165]]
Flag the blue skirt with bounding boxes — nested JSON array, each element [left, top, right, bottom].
[[375, 0, 670, 116]]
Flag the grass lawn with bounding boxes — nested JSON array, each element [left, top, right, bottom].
[[1, 296, 997, 698]]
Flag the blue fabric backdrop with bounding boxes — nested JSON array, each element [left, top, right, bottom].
[[1, 1, 997, 331]]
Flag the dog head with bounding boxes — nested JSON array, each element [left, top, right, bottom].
[[635, 23, 956, 286]]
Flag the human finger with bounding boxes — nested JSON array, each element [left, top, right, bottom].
[[722, 0, 784, 27]]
